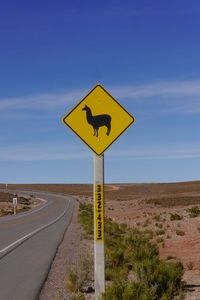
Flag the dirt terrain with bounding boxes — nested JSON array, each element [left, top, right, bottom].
[[0, 191, 45, 217], [2, 181, 200, 298]]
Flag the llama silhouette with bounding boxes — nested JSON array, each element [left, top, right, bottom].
[[82, 105, 111, 137]]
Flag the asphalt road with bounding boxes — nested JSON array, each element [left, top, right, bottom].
[[0, 190, 75, 300]]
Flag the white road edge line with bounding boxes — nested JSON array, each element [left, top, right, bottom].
[[0, 198, 71, 256]]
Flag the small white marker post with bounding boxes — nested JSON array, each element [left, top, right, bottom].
[[93, 154, 105, 300], [13, 197, 17, 215]]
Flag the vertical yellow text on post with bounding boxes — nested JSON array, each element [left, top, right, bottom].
[[95, 184, 104, 242]]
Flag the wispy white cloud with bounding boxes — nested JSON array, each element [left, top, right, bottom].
[[111, 79, 200, 99], [112, 79, 200, 115], [107, 144, 200, 160], [0, 142, 199, 162], [0, 143, 89, 161], [0, 89, 85, 112], [1, 79, 200, 118]]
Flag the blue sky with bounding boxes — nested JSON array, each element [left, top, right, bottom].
[[0, 0, 200, 183]]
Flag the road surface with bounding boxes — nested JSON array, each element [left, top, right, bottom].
[[0, 190, 75, 300]]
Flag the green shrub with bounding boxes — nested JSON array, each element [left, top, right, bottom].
[[157, 237, 164, 244], [100, 280, 126, 300], [170, 213, 183, 221], [153, 215, 161, 222], [108, 249, 124, 268], [22, 205, 30, 211], [123, 282, 155, 300], [143, 229, 153, 239], [186, 261, 193, 270], [129, 260, 184, 300], [66, 252, 93, 294], [166, 255, 176, 260], [156, 229, 165, 236], [101, 281, 155, 300], [71, 293, 85, 300], [187, 206, 200, 218], [120, 223, 127, 232], [78, 203, 185, 300], [176, 230, 185, 236], [78, 203, 93, 238], [67, 270, 78, 293]]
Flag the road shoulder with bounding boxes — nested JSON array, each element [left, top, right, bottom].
[[39, 200, 83, 299]]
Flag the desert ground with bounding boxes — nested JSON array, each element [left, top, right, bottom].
[[0, 190, 44, 217], [1, 181, 200, 298]]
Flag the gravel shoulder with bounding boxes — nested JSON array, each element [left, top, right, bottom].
[[39, 198, 94, 300]]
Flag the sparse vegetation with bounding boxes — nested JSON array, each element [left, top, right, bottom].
[[156, 229, 165, 236], [0, 208, 13, 216], [78, 202, 93, 239], [147, 196, 200, 207], [78, 203, 185, 300], [0, 192, 31, 216], [187, 261, 193, 270], [176, 230, 185, 236], [143, 228, 153, 239], [153, 214, 161, 222], [157, 223, 163, 229], [7, 183, 200, 298], [156, 237, 164, 244], [71, 293, 85, 300], [186, 206, 200, 218], [166, 255, 176, 260], [170, 213, 183, 221], [66, 252, 93, 296], [142, 218, 151, 227]]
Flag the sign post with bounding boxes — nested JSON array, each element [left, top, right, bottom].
[[13, 197, 17, 215], [94, 154, 105, 298], [62, 84, 135, 299]]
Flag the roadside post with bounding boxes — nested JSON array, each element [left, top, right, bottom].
[[94, 154, 105, 296], [13, 197, 17, 215], [62, 84, 135, 299]]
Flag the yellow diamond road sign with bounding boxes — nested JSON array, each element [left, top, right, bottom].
[[62, 84, 136, 156]]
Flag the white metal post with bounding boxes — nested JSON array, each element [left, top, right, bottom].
[[13, 198, 17, 215], [93, 154, 105, 299], [14, 204, 16, 215]]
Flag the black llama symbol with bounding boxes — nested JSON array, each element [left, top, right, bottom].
[[82, 105, 111, 137]]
